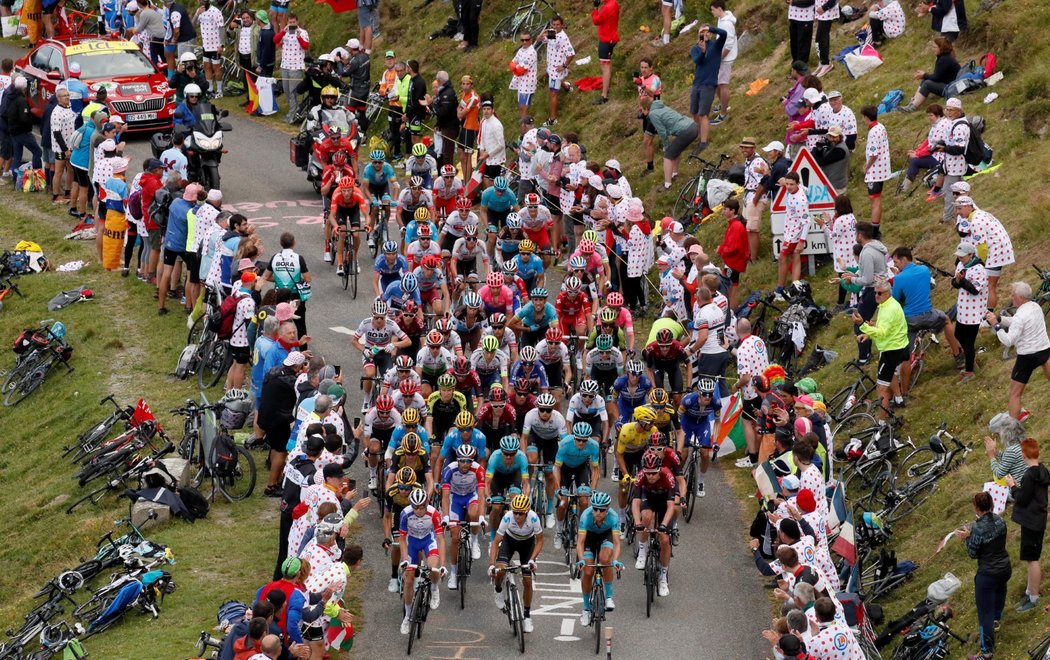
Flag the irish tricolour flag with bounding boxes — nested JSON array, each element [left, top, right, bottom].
[[714, 394, 747, 458]]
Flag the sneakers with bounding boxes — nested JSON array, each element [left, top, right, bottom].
[[925, 188, 944, 202], [546, 516, 555, 529], [523, 617, 534, 633], [697, 482, 705, 497], [471, 537, 481, 560], [368, 474, 378, 490], [336, 266, 345, 277], [368, 236, 376, 249], [361, 400, 370, 414], [324, 251, 332, 263], [735, 457, 755, 469], [710, 114, 727, 125], [354, 263, 361, 274], [959, 371, 975, 383], [773, 291, 786, 302], [815, 63, 835, 78], [592, 96, 608, 105], [400, 615, 412, 634], [1018, 409, 1031, 422], [897, 102, 916, 113], [635, 546, 647, 570], [605, 597, 615, 611], [543, 118, 558, 127], [554, 534, 563, 550], [388, 577, 399, 593], [495, 589, 506, 611], [658, 575, 670, 597], [447, 573, 458, 590], [430, 585, 440, 609], [1017, 597, 1038, 613], [579, 609, 592, 626]]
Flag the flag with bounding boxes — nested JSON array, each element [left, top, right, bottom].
[[245, 71, 259, 115], [465, 159, 485, 202], [752, 460, 781, 500], [715, 394, 746, 457], [316, 0, 357, 12], [827, 482, 847, 531], [325, 616, 354, 651], [831, 507, 856, 566]]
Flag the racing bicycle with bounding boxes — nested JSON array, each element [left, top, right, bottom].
[[63, 395, 135, 464], [403, 564, 435, 655], [825, 360, 880, 421], [3, 320, 74, 407], [875, 423, 972, 524], [575, 562, 621, 655], [671, 153, 732, 230], [171, 396, 257, 503], [496, 564, 528, 654], [447, 520, 483, 610], [490, 0, 555, 44], [527, 464, 551, 530]]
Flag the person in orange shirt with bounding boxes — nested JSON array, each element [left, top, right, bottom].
[[457, 75, 481, 182], [378, 50, 403, 160], [330, 175, 370, 276]]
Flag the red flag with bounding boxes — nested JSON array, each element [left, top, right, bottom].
[[315, 0, 357, 12]]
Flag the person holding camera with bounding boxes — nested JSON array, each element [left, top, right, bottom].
[[126, 0, 166, 65], [688, 24, 726, 153], [275, 13, 311, 124], [539, 15, 574, 127], [638, 96, 697, 191], [633, 58, 662, 177], [228, 11, 258, 102], [508, 32, 538, 120], [589, 0, 619, 106], [812, 124, 849, 194], [172, 52, 209, 103]]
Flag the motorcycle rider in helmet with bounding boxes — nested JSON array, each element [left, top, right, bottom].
[[174, 83, 205, 129], [306, 84, 355, 135]]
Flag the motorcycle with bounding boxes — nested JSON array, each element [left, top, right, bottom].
[[291, 121, 359, 194], [150, 102, 232, 190]]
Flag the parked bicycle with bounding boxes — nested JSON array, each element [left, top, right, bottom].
[[171, 390, 257, 503], [63, 395, 136, 464], [671, 153, 732, 230], [490, 0, 555, 44], [825, 360, 880, 422], [875, 423, 972, 524], [3, 320, 74, 407]]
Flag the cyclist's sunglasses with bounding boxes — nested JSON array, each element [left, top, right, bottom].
[[372, 315, 385, 322], [643, 469, 660, 476], [466, 237, 478, 242], [491, 324, 505, 330], [581, 393, 595, 399], [513, 510, 529, 516], [397, 484, 413, 490], [538, 407, 553, 413], [592, 506, 608, 513], [457, 458, 473, 464], [573, 437, 588, 443], [501, 449, 517, 456]]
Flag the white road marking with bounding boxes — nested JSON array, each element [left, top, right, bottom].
[[554, 617, 580, 642], [330, 326, 355, 336]]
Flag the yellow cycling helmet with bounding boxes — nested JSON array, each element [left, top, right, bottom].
[[414, 206, 431, 221], [400, 432, 424, 455], [321, 85, 339, 97], [511, 494, 531, 512], [395, 466, 417, 486], [401, 407, 421, 425], [455, 411, 475, 429], [647, 388, 669, 407], [633, 406, 658, 424], [519, 239, 535, 254]]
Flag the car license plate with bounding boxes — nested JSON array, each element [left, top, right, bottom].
[[127, 112, 157, 122]]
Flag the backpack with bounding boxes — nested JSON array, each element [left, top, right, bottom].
[[876, 89, 904, 116], [213, 430, 239, 475], [177, 485, 210, 520], [148, 186, 174, 232], [980, 52, 997, 79], [216, 600, 249, 634], [210, 292, 245, 340], [944, 59, 987, 98], [127, 188, 143, 220], [174, 343, 198, 379], [68, 124, 86, 150], [953, 116, 992, 166]]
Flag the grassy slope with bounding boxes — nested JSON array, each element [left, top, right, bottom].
[[270, 0, 1050, 654]]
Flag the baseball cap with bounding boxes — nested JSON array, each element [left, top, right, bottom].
[[781, 474, 801, 491], [276, 302, 300, 321], [656, 254, 669, 265], [480, 100, 493, 108], [950, 181, 971, 194], [283, 351, 307, 367], [802, 87, 822, 105], [791, 60, 809, 74], [101, 122, 117, 133], [671, 222, 684, 233], [99, 138, 117, 151], [346, 38, 361, 50], [145, 158, 164, 171], [255, 9, 269, 23], [69, 62, 81, 76], [954, 241, 976, 257], [762, 141, 785, 153], [385, 50, 396, 58], [827, 125, 843, 137], [604, 159, 622, 171], [946, 98, 963, 110], [327, 384, 346, 402], [126, 1, 139, 10], [827, 89, 842, 99], [206, 189, 223, 202], [588, 174, 604, 190], [687, 244, 703, 256], [606, 184, 623, 199], [322, 463, 344, 479]]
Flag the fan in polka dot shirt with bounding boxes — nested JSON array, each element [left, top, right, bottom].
[[864, 119, 891, 184], [807, 597, 865, 660]]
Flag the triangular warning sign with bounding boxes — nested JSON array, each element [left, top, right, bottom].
[[770, 147, 838, 213]]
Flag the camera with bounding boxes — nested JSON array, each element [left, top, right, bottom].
[[593, 0, 600, 6], [288, 24, 297, 32], [558, 176, 571, 186], [546, 28, 555, 39]]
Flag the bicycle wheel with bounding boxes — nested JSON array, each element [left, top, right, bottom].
[[599, 439, 608, 479], [883, 480, 936, 525], [826, 385, 861, 421], [894, 447, 938, 484], [683, 460, 697, 523], [407, 586, 425, 655], [216, 446, 257, 501], [490, 14, 515, 42], [592, 584, 604, 655], [514, 591, 526, 654], [198, 338, 231, 390], [4, 353, 55, 406], [66, 481, 115, 514], [186, 314, 205, 346], [458, 542, 469, 610], [672, 176, 702, 226], [908, 356, 925, 390], [842, 458, 890, 504], [340, 231, 351, 292], [350, 234, 359, 299], [519, 8, 546, 38]]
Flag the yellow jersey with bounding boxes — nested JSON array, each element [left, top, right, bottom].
[[616, 422, 651, 455]]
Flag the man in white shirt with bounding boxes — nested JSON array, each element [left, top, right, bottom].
[[807, 597, 865, 660], [861, 105, 890, 234], [276, 13, 310, 124], [986, 281, 1050, 420], [710, 0, 737, 125], [476, 99, 505, 190], [539, 15, 574, 127]]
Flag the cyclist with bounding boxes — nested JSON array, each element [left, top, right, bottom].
[[439, 195, 480, 254], [320, 150, 355, 261], [631, 451, 678, 597], [643, 328, 688, 407], [329, 175, 370, 277], [496, 212, 526, 265], [536, 327, 572, 405], [569, 237, 610, 294], [451, 225, 490, 279], [381, 354, 422, 396], [470, 335, 510, 393], [509, 287, 556, 347], [576, 491, 623, 626], [382, 273, 422, 313], [362, 150, 400, 226], [583, 335, 625, 422], [450, 272, 482, 316], [647, 432, 685, 510], [384, 467, 427, 593], [679, 378, 721, 497], [442, 444, 487, 589], [603, 291, 636, 353], [406, 222, 441, 269], [416, 329, 455, 397], [522, 392, 567, 525], [434, 317, 463, 356], [485, 435, 530, 530], [512, 239, 546, 291], [453, 292, 487, 354], [433, 164, 465, 219], [552, 422, 601, 549], [351, 299, 411, 413], [451, 355, 483, 411], [566, 379, 609, 449], [555, 276, 595, 361], [413, 254, 451, 318], [479, 273, 517, 319], [587, 308, 629, 355], [386, 408, 431, 464], [374, 241, 410, 297], [397, 176, 434, 233], [437, 411, 488, 480], [482, 312, 519, 364], [645, 388, 682, 449], [615, 406, 656, 515], [387, 432, 434, 495], [476, 386, 517, 452], [426, 374, 468, 455], [509, 378, 538, 437], [363, 394, 403, 490], [404, 142, 438, 189], [520, 193, 554, 266], [613, 360, 653, 430], [502, 260, 530, 303], [398, 488, 446, 634], [489, 493, 543, 634], [392, 379, 428, 419], [481, 176, 518, 254], [394, 301, 427, 357], [509, 345, 550, 395], [405, 207, 440, 249]]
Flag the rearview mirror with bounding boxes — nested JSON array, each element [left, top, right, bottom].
[[47, 71, 61, 81], [219, 109, 229, 118], [219, 122, 232, 132]]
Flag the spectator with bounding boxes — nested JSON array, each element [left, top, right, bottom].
[[774, 171, 809, 301], [808, 597, 863, 659], [6, 77, 42, 175], [786, 0, 814, 69], [889, 246, 946, 397], [814, 0, 839, 77], [342, 39, 371, 131], [457, 76, 480, 179], [861, 105, 890, 233], [128, 0, 166, 66], [263, 232, 311, 339], [954, 196, 1013, 310], [716, 199, 749, 309], [731, 318, 769, 468], [539, 15, 574, 126], [255, 11, 275, 78], [903, 103, 949, 195], [812, 125, 849, 194], [508, 36, 539, 123], [590, 0, 619, 105], [404, 60, 428, 147], [986, 282, 1050, 420], [260, 350, 308, 497], [193, 0, 225, 97], [956, 491, 1011, 660], [1005, 439, 1049, 613], [983, 413, 1028, 484], [739, 136, 769, 260], [854, 278, 908, 421], [163, 0, 198, 65], [634, 58, 663, 177], [868, 0, 906, 47], [826, 90, 857, 150], [710, 0, 737, 124], [476, 98, 506, 187], [945, 241, 986, 382], [621, 200, 653, 314], [357, 0, 378, 54], [377, 51, 402, 160], [916, 0, 966, 42], [428, 71, 459, 167], [782, 61, 808, 147], [227, 11, 258, 103], [688, 24, 727, 153], [841, 222, 887, 364], [900, 38, 960, 112], [815, 194, 857, 311], [638, 96, 697, 191], [275, 13, 310, 124]]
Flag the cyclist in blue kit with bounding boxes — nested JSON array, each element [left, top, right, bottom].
[[678, 378, 721, 499]]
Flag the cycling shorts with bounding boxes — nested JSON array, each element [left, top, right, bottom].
[[420, 368, 447, 388], [559, 315, 586, 336], [523, 227, 551, 249], [478, 370, 501, 392], [420, 288, 442, 305], [448, 491, 478, 522], [528, 435, 559, 467], [651, 360, 684, 392], [406, 534, 439, 562], [541, 361, 564, 388], [638, 491, 671, 520], [488, 470, 523, 498], [590, 367, 618, 396], [559, 462, 591, 491], [369, 425, 394, 445], [497, 536, 536, 567], [621, 450, 644, 478], [335, 205, 362, 227], [681, 416, 712, 448], [582, 529, 614, 558], [368, 181, 390, 199]]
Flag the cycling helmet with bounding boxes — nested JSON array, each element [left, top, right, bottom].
[[417, 224, 433, 238], [402, 432, 424, 454], [656, 328, 673, 344], [422, 256, 441, 271], [606, 292, 623, 307], [599, 308, 617, 324], [321, 85, 339, 98], [698, 378, 717, 394], [456, 196, 472, 211], [519, 239, 535, 254], [580, 379, 600, 395], [514, 377, 531, 393], [382, 240, 399, 254], [408, 488, 428, 507], [440, 164, 456, 177], [633, 407, 658, 424], [398, 379, 418, 396], [590, 491, 612, 508], [572, 422, 593, 438], [396, 466, 417, 486], [376, 394, 394, 412], [641, 452, 662, 471], [455, 411, 475, 429], [401, 407, 421, 425], [648, 430, 668, 448], [578, 239, 595, 255], [455, 443, 477, 460], [569, 256, 587, 271], [489, 386, 507, 402], [486, 272, 504, 288], [489, 313, 507, 326], [530, 287, 548, 299], [595, 334, 613, 351], [482, 335, 500, 352], [563, 276, 582, 293], [454, 355, 471, 374], [372, 299, 388, 316], [626, 359, 644, 374], [412, 143, 427, 158], [506, 213, 522, 230], [184, 83, 202, 97], [545, 327, 561, 343], [502, 260, 519, 274], [401, 273, 419, 292], [500, 435, 519, 452], [436, 318, 455, 333], [648, 388, 669, 407], [463, 292, 482, 308], [536, 393, 556, 409], [582, 229, 599, 243], [414, 207, 431, 221], [338, 175, 355, 189], [524, 192, 540, 206], [494, 176, 509, 191], [426, 329, 443, 346], [332, 150, 348, 166], [520, 345, 538, 362], [464, 224, 479, 238], [511, 493, 531, 512], [437, 373, 456, 389], [409, 175, 424, 188], [370, 149, 385, 161]]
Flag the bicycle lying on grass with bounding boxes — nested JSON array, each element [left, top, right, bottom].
[[3, 319, 74, 407]]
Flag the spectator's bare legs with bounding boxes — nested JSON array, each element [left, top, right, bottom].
[[548, 86, 559, 122], [870, 196, 882, 230], [660, 3, 671, 44], [599, 60, 611, 101], [360, 24, 373, 54], [987, 274, 1000, 311], [1008, 380, 1024, 420], [716, 82, 729, 120]]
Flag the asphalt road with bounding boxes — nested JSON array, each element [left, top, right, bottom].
[[6, 38, 771, 656]]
